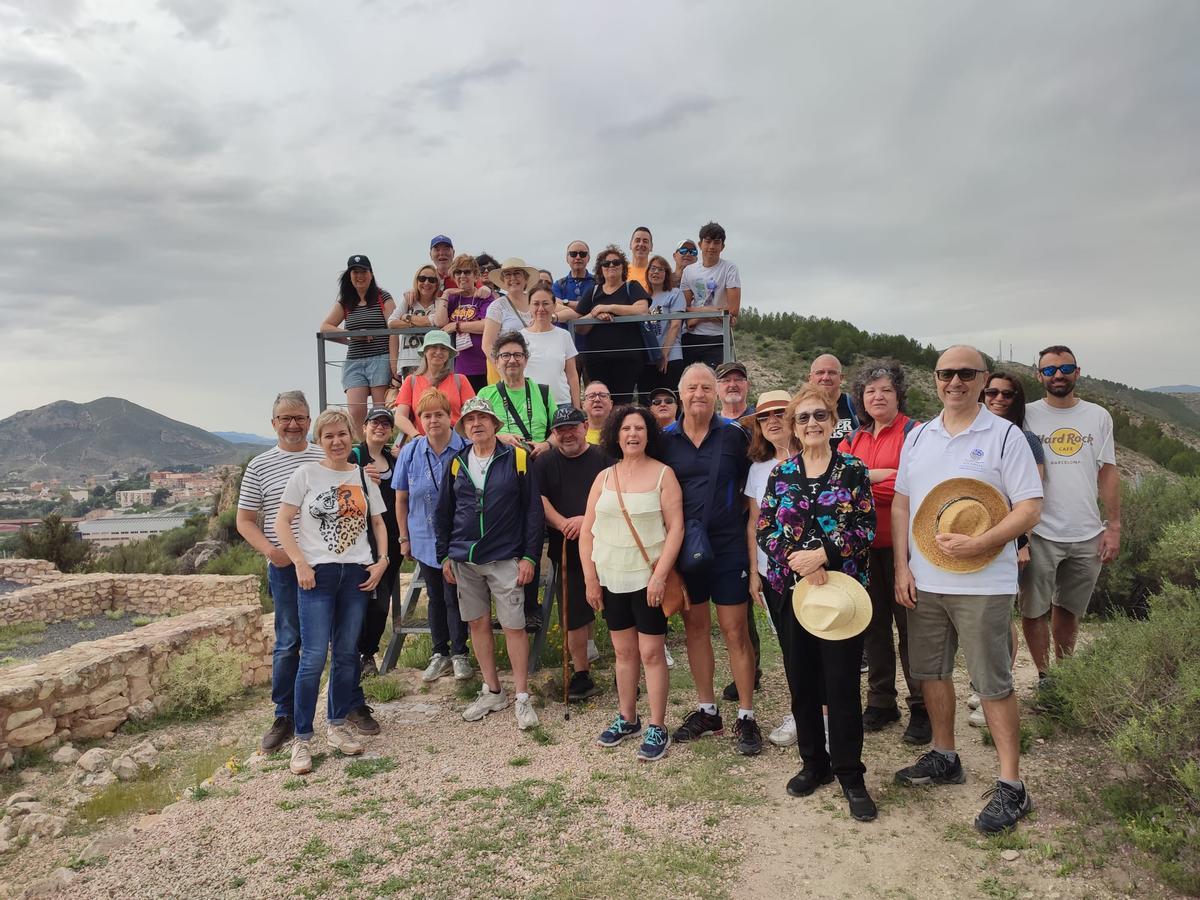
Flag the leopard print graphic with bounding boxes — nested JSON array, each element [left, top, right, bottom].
[[307, 484, 367, 554]]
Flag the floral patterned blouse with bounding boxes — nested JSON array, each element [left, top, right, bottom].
[[756, 452, 876, 594]]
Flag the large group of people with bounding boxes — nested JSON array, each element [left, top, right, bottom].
[[233, 221, 1120, 837]]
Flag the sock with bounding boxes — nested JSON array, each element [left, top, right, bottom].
[[587, 639, 598, 654], [698, 702, 718, 716], [737, 708, 755, 721], [934, 747, 958, 763], [999, 777, 1024, 791], [516, 692, 529, 704], [488, 686, 502, 695]]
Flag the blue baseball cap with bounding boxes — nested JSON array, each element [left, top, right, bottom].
[[429, 234, 453, 249]]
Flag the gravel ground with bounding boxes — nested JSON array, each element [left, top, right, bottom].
[[0, 580, 20, 596], [29, 615, 141, 657]]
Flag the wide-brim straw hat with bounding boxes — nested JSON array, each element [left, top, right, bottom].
[[791, 571, 873, 641], [420, 329, 457, 360], [488, 257, 541, 289], [913, 477, 1010, 573], [754, 390, 791, 416]]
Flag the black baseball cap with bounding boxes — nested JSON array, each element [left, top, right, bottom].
[[365, 407, 394, 425], [347, 254, 372, 270], [550, 406, 587, 429], [647, 387, 677, 403]]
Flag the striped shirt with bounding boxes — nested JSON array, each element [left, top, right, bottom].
[[237, 444, 327, 547], [344, 289, 393, 359]]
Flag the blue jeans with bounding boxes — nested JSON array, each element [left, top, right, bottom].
[[268, 563, 301, 718], [293, 563, 369, 739]]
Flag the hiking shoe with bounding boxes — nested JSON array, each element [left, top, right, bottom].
[[862, 705, 901, 731], [587, 640, 600, 663], [637, 725, 671, 761], [524, 612, 543, 634], [786, 766, 834, 797], [568, 670, 601, 702], [360, 654, 379, 681], [860, 650, 869, 674], [451, 654, 474, 681], [515, 696, 539, 731], [261, 715, 294, 753], [672, 708, 724, 743], [664, 646, 675, 668], [327, 724, 364, 756], [843, 784, 878, 822], [735, 716, 764, 756], [968, 706, 987, 728], [462, 686, 508, 721], [422, 653, 453, 683], [895, 751, 966, 786], [902, 709, 932, 746], [967, 692, 981, 710], [974, 781, 1033, 834], [721, 670, 762, 702], [597, 713, 642, 747], [289, 740, 312, 775], [346, 705, 380, 736], [769, 714, 798, 748]]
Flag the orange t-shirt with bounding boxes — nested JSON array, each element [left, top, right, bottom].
[[628, 264, 650, 292], [393, 372, 476, 433]]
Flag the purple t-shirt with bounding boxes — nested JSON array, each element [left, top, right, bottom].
[[445, 290, 493, 376]]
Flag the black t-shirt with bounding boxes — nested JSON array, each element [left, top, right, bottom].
[[534, 445, 610, 567], [575, 281, 651, 357], [829, 393, 859, 453]]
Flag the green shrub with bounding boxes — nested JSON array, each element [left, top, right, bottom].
[[208, 507, 240, 543], [160, 637, 247, 719], [201, 543, 269, 610], [1143, 510, 1200, 590]]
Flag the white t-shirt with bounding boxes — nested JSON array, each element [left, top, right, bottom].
[[744, 458, 783, 575], [485, 297, 532, 335], [895, 405, 1043, 595], [280, 463, 385, 566], [389, 298, 437, 369], [466, 448, 495, 488], [1023, 399, 1115, 542], [680, 259, 740, 337], [522, 327, 579, 407], [237, 444, 326, 548]]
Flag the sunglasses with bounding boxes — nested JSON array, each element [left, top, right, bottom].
[[568, 250, 589, 259], [416, 275, 438, 285], [650, 397, 676, 406], [452, 269, 476, 277], [983, 388, 1016, 400], [599, 259, 623, 269], [1039, 364, 1078, 377], [935, 367, 985, 383], [756, 409, 786, 422], [676, 247, 697, 256], [794, 410, 831, 424]]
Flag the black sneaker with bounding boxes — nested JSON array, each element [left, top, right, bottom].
[[524, 612, 544, 634], [261, 715, 294, 753], [672, 708, 724, 743], [894, 750, 966, 786], [346, 705, 381, 736], [862, 705, 901, 731], [734, 716, 763, 756], [786, 766, 834, 797], [902, 708, 932, 745], [568, 670, 601, 702], [359, 654, 379, 681], [843, 784, 878, 822], [721, 670, 762, 702], [974, 781, 1033, 834]]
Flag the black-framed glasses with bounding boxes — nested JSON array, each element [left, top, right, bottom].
[[935, 368, 985, 383], [274, 415, 310, 424], [1039, 364, 1078, 377], [497, 351, 526, 361], [676, 247, 697, 256], [568, 250, 589, 259], [983, 388, 1016, 399], [599, 259, 623, 269], [794, 410, 831, 424], [416, 275, 438, 284], [584, 391, 611, 401]]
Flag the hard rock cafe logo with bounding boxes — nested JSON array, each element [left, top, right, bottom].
[[1044, 427, 1093, 457]]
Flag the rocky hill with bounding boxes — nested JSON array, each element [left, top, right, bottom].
[[0, 398, 262, 481]]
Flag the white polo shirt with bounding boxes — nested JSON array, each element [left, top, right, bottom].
[[895, 405, 1043, 595]]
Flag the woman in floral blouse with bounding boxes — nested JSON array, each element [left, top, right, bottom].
[[757, 382, 877, 819]]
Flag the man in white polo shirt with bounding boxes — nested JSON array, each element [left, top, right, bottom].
[[891, 346, 1043, 834], [1021, 345, 1120, 679]]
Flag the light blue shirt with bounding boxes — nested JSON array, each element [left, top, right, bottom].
[[391, 433, 467, 567]]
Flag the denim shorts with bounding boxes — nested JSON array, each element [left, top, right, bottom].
[[342, 354, 392, 390]]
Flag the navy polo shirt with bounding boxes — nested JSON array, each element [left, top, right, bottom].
[[661, 414, 751, 555]]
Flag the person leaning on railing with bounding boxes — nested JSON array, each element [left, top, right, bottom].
[[389, 264, 440, 380], [638, 254, 687, 398], [433, 254, 495, 393]]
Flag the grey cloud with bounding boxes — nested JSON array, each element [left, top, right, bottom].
[[0, 52, 83, 99], [157, 0, 230, 42], [412, 58, 525, 109]]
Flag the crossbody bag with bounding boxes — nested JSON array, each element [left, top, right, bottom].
[[612, 467, 689, 617]]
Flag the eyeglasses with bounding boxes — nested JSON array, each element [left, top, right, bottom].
[[599, 259, 623, 269], [1039, 364, 1078, 377], [935, 368, 985, 383], [794, 409, 831, 424], [416, 275, 438, 285], [584, 391, 611, 401], [650, 397, 676, 406], [497, 351, 526, 361], [647, 266, 667, 275], [452, 269, 476, 277], [983, 388, 1016, 400], [366, 418, 393, 427], [676, 247, 697, 256], [567, 250, 589, 259], [274, 415, 310, 424], [756, 409, 786, 422], [501, 269, 525, 279]]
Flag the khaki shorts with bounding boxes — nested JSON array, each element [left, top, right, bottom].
[[451, 559, 525, 630], [1018, 532, 1102, 619], [907, 591, 1015, 700]]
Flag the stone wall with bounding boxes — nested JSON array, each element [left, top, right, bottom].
[[0, 559, 60, 586], [0, 605, 271, 762]]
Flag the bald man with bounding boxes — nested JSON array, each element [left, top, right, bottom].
[[809, 354, 859, 451]]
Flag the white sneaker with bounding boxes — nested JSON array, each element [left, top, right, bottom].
[[664, 646, 675, 669], [768, 714, 797, 747], [422, 653, 453, 682], [462, 686, 508, 721], [515, 696, 539, 731], [587, 640, 600, 663], [968, 706, 987, 728], [967, 692, 981, 710], [327, 724, 364, 755], [289, 740, 312, 775], [451, 654, 474, 680]]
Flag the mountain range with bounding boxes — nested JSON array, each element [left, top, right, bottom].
[[0, 398, 269, 481], [211, 431, 276, 445], [1150, 385, 1200, 394]]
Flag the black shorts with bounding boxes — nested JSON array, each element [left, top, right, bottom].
[[559, 559, 595, 630], [602, 587, 667, 636], [682, 551, 751, 607]]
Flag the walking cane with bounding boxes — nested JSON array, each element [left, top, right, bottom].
[[561, 541, 570, 720]]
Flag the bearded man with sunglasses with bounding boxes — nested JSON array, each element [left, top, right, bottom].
[[1020, 345, 1119, 679], [892, 345, 1043, 834]]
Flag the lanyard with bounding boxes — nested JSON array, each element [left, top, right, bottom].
[[424, 445, 443, 493], [497, 382, 535, 441]]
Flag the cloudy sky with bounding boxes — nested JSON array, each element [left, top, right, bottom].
[[2, 0, 1198, 433]]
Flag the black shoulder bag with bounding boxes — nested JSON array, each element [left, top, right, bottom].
[[678, 429, 725, 574]]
